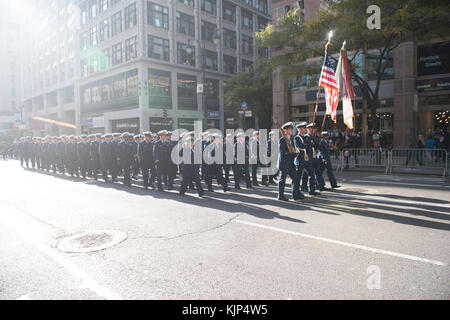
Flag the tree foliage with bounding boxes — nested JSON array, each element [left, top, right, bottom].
[[224, 63, 273, 129], [256, 0, 450, 131]]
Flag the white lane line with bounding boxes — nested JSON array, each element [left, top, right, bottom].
[[352, 180, 450, 188], [0, 210, 123, 300], [234, 219, 448, 267], [16, 295, 31, 300]]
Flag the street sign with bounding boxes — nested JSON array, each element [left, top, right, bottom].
[[197, 84, 204, 94], [238, 111, 245, 114], [244, 111, 252, 117], [207, 111, 220, 118], [240, 101, 248, 111]]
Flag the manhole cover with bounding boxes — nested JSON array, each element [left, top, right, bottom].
[[57, 230, 127, 253], [342, 187, 368, 193]]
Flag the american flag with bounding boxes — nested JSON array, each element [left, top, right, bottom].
[[319, 49, 339, 121]]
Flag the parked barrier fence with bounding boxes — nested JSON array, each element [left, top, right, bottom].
[[389, 148, 447, 177], [338, 148, 448, 177], [340, 148, 389, 174]]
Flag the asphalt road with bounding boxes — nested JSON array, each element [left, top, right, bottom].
[[0, 160, 449, 300]]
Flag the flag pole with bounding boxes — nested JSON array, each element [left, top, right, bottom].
[[318, 31, 333, 131]]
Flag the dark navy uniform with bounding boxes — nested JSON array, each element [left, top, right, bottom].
[[89, 136, 102, 180], [65, 138, 78, 177], [234, 136, 251, 189], [249, 134, 260, 186], [99, 135, 115, 182], [77, 137, 90, 178], [300, 132, 319, 193], [205, 138, 228, 192], [56, 138, 66, 174], [137, 133, 155, 189], [262, 132, 277, 185], [223, 138, 235, 183], [318, 133, 339, 188], [277, 129, 301, 201], [179, 139, 204, 196], [154, 131, 169, 190], [118, 134, 134, 185]]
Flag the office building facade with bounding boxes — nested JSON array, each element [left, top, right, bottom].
[[20, 0, 271, 135]]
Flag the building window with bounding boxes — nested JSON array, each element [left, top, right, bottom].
[[201, 21, 217, 42], [205, 78, 219, 110], [124, 2, 137, 29], [243, 0, 252, 5], [100, 48, 110, 70], [241, 34, 253, 55], [90, 53, 98, 73], [81, 3, 88, 25], [257, 46, 269, 58], [148, 2, 169, 29], [99, 18, 110, 41], [223, 29, 236, 49], [99, 0, 108, 13], [222, 2, 236, 23], [203, 49, 218, 71], [177, 73, 197, 110], [176, 12, 195, 36], [242, 59, 253, 73], [111, 0, 121, 5], [257, 16, 268, 31], [148, 69, 172, 108], [80, 31, 89, 50], [112, 42, 123, 65], [113, 74, 126, 98], [178, 0, 194, 7], [368, 51, 394, 81], [177, 42, 195, 66], [241, 10, 253, 29], [148, 35, 169, 61], [223, 55, 237, 74], [127, 70, 139, 96], [125, 36, 137, 61], [90, 25, 98, 47], [111, 11, 122, 36], [256, 0, 268, 14], [88, 0, 97, 20], [201, 0, 216, 16]]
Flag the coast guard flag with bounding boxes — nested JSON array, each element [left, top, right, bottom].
[[318, 48, 339, 122], [336, 47, 355, 129]]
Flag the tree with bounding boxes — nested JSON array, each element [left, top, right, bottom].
[[256, 0, 450, 144], [224, 64, 273, 129]]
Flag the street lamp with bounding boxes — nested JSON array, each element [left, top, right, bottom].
[[185, 29, 221, 129]]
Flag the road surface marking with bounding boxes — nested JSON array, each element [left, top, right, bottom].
[[16, 295, 31, 300], [352, 180, 450, 188], [0, 205, 123, 300], [234, 219, 448, 267]]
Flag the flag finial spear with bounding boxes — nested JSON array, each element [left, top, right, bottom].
[[325, 30, 333, 51], [341, 40, 346, 50]]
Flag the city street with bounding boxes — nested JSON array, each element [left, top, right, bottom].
[[0, 160, 449, 300]]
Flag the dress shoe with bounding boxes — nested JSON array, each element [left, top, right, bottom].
[[294, 193, 305, 200], [309, 191, 320, 196], [332, 185, 341, 189], [278, 196, 289, 201], [320, 187, 331, 191]]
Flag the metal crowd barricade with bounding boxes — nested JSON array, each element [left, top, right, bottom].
[[329, 150, 343, 172], [341, 148, 389, 174], [389, 148, 448, 177]]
